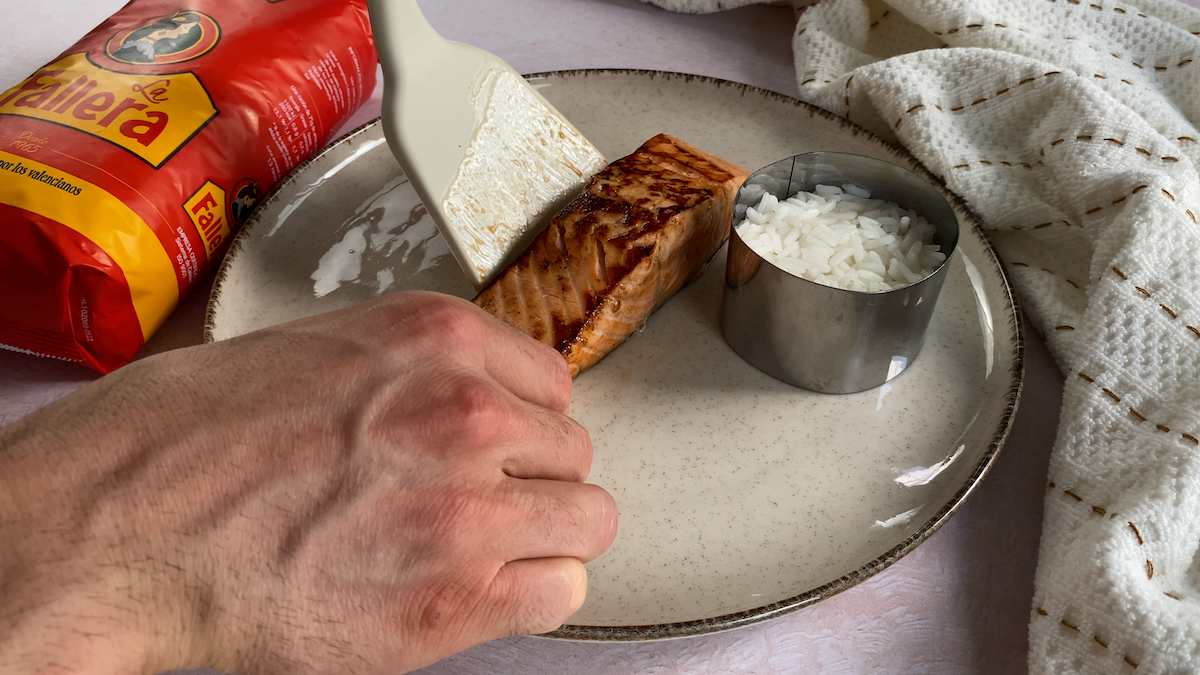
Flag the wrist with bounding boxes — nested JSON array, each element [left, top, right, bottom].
[[0, 423, 184, 675]]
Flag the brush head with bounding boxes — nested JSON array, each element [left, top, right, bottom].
[[369, 1, 606, 288]]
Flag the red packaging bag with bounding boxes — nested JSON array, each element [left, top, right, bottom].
[[0, 0, 377, 372]]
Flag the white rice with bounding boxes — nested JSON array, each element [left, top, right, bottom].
[[735, 183, 946, 293]]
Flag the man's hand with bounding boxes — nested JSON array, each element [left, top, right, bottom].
[[0, 292, 617, 675]]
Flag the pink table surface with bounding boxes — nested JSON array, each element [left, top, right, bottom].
[[0, 1, 1072, 673]]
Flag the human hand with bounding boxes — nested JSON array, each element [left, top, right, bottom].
[[0, 291, 617, 675]]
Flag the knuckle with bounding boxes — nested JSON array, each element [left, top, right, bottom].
[[417, 298, 479, 347], [447, 379, 506, 447]]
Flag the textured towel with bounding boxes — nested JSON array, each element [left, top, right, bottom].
[[642, 0, 1200, 672]]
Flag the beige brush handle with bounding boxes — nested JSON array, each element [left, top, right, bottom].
[[368, 0, 442, 78]]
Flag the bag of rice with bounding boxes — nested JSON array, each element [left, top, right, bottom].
[[0, 0, 376, 372]]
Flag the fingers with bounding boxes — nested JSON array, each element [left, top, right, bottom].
[[427, 373, 592, 482], [499, 401, 593, 482], [498, 479, 618, 563], [489, 557, 588, 636], [479, 317, 573, 414], [384, 291, 572, 413]]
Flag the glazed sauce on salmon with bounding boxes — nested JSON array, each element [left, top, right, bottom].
[[475, 133, 748, 376]]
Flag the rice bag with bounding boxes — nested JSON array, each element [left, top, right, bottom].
[[0, 0, 377, 371]]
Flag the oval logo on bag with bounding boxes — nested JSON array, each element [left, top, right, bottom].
[[231, 179, 261, 226], [105, 10, 221, 65]]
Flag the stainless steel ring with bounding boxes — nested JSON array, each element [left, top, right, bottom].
[[720, 152, 961, 394]]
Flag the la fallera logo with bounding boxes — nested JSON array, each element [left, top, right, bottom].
[[0, 53, 218, 168]]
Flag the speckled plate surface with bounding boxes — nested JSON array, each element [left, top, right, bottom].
[[205, 70, 1022, 641]]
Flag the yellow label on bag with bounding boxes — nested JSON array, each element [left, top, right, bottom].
[[184, 180, 229, 258], [0, 150, 177, 338], [0, 53, 217, 168]]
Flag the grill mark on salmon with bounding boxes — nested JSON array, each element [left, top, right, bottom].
[[475, 133, 748, 377]]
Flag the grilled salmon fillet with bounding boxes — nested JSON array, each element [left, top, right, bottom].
[[474, 133, 748, 377]]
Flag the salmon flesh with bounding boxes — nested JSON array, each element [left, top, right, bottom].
[[474, 133, 748, 377]]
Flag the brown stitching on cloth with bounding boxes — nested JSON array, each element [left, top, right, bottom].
[[869, 9, 890, 29], [1128, 521, 1144, 544], [1124, 523, 1157, 582], [1055, 324, 1076, 331], [1109, 268, 1200, 341], [1166, 591, 1184, 600], [1044, 133, 1185, 165], [1033, 605, 1139, 668], [1078, 371, 1200, 448], [930, 18, 1182, 74], [1180, 136, 1197, 143], [1092, 73, 1144, 87], [1072, 183, 1199, 226], [1054, 481, 1111, 517], [951, 159, 1045, 172], [899, 71, 1062, 122]]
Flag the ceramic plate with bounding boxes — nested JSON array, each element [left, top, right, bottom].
[[205, 70, 1022, 641]]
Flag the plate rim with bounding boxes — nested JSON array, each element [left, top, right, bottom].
[[204, 68, 1025, 642]]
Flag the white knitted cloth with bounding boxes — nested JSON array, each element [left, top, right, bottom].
[[643, 0, 1200, 672]]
